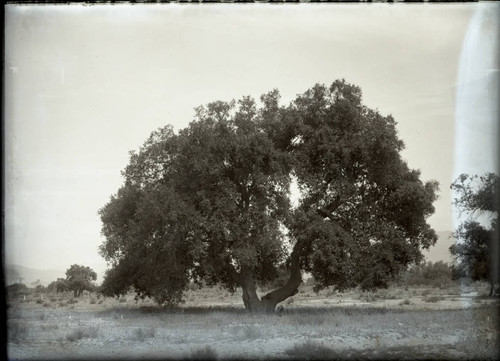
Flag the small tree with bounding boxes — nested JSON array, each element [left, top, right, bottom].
[[7, 283, 28, 299], [450, 173, 499, 296], [65, 264, 97, 297], [34, 285, 46, 294], [47, 278, 70, 294]]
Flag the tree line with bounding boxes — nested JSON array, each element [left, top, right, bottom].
[[7, 264, 98, 299]]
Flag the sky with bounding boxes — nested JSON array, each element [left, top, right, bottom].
[[4, 3, 499, 280]]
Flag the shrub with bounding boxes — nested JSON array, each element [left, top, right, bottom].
[[66, 327, 99, 342], [189, 345, 218, 360], [377, 289, 399, 300], [403, 261, 453, 288], [7, 283, 31, 300], [359, 292, 378, 302], [36, 299, 43, 304], [399, 298, 411, 306], [187, 282, 201, 292], [89, 298, 96, 304], [133, 327, 156, 342], [285, 341, 337, 360], [421, 289, 432, 297], [424, 296, 445, 303]]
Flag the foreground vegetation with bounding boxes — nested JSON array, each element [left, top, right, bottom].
[[7, 282, 500, 360]]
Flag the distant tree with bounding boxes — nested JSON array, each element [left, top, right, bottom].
[[7, 283, 28, 298], [47, 278, 70, 294], [99, 80, 439, 312], [404, 261, 452, 287], [65, 265, 97, 297], [34, 285, 46, 294], [451, 262, 468, 281], [450, 173, 499, 296]]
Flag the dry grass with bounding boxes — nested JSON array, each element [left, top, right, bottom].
[[6, 283, 500, 360], [132, 327, 156, 342], [7, 320, 29, 343], [285, 340, 338, 360], [423, 295, 445, 303], [66, 326, 99, 342]]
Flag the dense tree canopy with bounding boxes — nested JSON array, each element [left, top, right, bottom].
[[65, 264, 97, 297], [99, 80, 439, 312], [450, 173, 499, 295]]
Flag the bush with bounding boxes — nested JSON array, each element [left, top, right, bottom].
[[359, 292, 378, 302], [424, 295, 445, 303], [285, 341, 337, 360], [403, 261, 453, 287], [133, 327, 156, 342], [190, 345, 218, 360], [7, 283, 29, 299], [242, 325, 262, 340], [66, 326, 99, 342]]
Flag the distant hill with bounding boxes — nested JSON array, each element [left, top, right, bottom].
[[422, 231, 455, 264], [4, 233, 454, 287], [5, 264, 65, 286]]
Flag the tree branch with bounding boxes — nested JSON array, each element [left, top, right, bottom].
[[262, 239, 305, 303]]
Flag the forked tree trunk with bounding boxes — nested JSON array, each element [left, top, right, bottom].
[[239, 241, 304, 313]]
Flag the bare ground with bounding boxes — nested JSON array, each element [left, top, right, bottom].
[[6, 284, 500, 360]]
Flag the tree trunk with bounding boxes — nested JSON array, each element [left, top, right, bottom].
[[239, 241, 304, 313], [73, 289, 78, 298], [489, 281, 494, 297], [260, 239, 303, 311], [240, 267, 267, 313]]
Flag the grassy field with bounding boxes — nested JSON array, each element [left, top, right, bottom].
[[6, 282, 500, 360]]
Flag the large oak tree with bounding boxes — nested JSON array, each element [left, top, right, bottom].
[[99, 80, 439, 312]]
